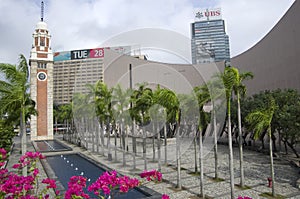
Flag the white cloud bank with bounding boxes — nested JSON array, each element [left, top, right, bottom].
[[0, 0, 295, 64]]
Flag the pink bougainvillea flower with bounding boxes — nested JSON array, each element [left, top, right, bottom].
[[12, 163, 22, 169], [0, 162, 5, 167], [65, 176, 89, 199], [140, 170, 162, 182], [25, 151, 45, 160], [42, 178, 57, 189], [102, 185, 111, 195], [117, 175, 140, 193], [0, 148, 7, 160], [162, 194, 170, 199], [55, 190, 60, 195]]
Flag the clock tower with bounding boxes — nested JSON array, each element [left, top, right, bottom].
[[29, 1, 53, 140]]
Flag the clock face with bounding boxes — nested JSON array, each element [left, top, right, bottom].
[[37, 72, 47, 81]]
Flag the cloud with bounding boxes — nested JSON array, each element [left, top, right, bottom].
[[0, 0, 39, 63], [47, 0, 195, 51], [0, 0, 296, 64]]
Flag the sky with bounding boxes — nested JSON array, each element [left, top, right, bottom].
[[0, 0, 295, 64]]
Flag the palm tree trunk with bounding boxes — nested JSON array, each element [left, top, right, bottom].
[[228, 100, 235, 199], [101, 121, 105, 156], [21, 106, 27, 176], [92, 120, 95, 152], [55, 117, 58, 135], [81, 118, 85, 146], [213, 104, 218, 179], [67, 120, 71, 143], [142, 118, 147, 170], [126, 125, 129, 152], [132, 120, 136, 170], [176, 125, 182, 189], [157, 121, 161, 171], [269, 127, 275, 196], [237, 93, 244, 187], [152, 122, 156, 161], [121, 122, 126, 166], [107, 123, 112, 161], [114, 123, 118, 162], [85, 118, 88, 148], [199, 127, 205, 198], [194, 136, 198, 173], [164, 123, 168, 164], [96, 123, 100, 152]]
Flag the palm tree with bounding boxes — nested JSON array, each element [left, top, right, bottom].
[[0, 119, 15, 152], [59, 103, 73, 141], [0, 96, 35, 152], [0, 54, 33, 176], [232, 68, 253, 187], [71, 92, 88, 146], [111, 84, 132, 166], [130, 83, 153, 170], [94, 81, 113, 158], [206, 77, 226, 180], [150, 87, 163, 169], [194, 85, 211, 198], [154, 87, 179, 164], [155, 88, 180, 188], [53, 103, 60, 135], [84, 83, 108, 151], [178, 93, 199, 174], [221, 66, 238, 199], [246, 97, 276, 196]]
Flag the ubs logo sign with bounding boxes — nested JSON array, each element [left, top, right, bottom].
[[195, 8, 222, 21]]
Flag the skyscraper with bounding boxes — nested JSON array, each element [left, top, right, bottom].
[[191, 8, 230, 64]]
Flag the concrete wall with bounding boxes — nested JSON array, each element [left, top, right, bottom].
[[103, 49, 224, 93]]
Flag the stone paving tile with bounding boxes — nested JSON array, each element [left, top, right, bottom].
[[204, 181, 231, 198]]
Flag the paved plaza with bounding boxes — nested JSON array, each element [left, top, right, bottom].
[[6, 135, 300, 199]]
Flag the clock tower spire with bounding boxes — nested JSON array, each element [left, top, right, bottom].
[[29, 1, 54, 140], [41, 1, 44, 22]]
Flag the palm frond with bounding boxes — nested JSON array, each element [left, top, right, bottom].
[[18, 54, 29, 79], [246, 96, 276, 139]]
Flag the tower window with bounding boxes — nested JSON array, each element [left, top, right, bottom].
[[40, 37, 45, 46], [38, 62, 47, 69]]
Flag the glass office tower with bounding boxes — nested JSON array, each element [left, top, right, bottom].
[[191, 8, 230, 64]]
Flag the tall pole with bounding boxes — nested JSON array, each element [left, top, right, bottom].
[[129, 64, 132, 91]]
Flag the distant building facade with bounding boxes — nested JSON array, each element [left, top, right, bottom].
[[191, 8, 230, 64], [53, 46, 131, 104]]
